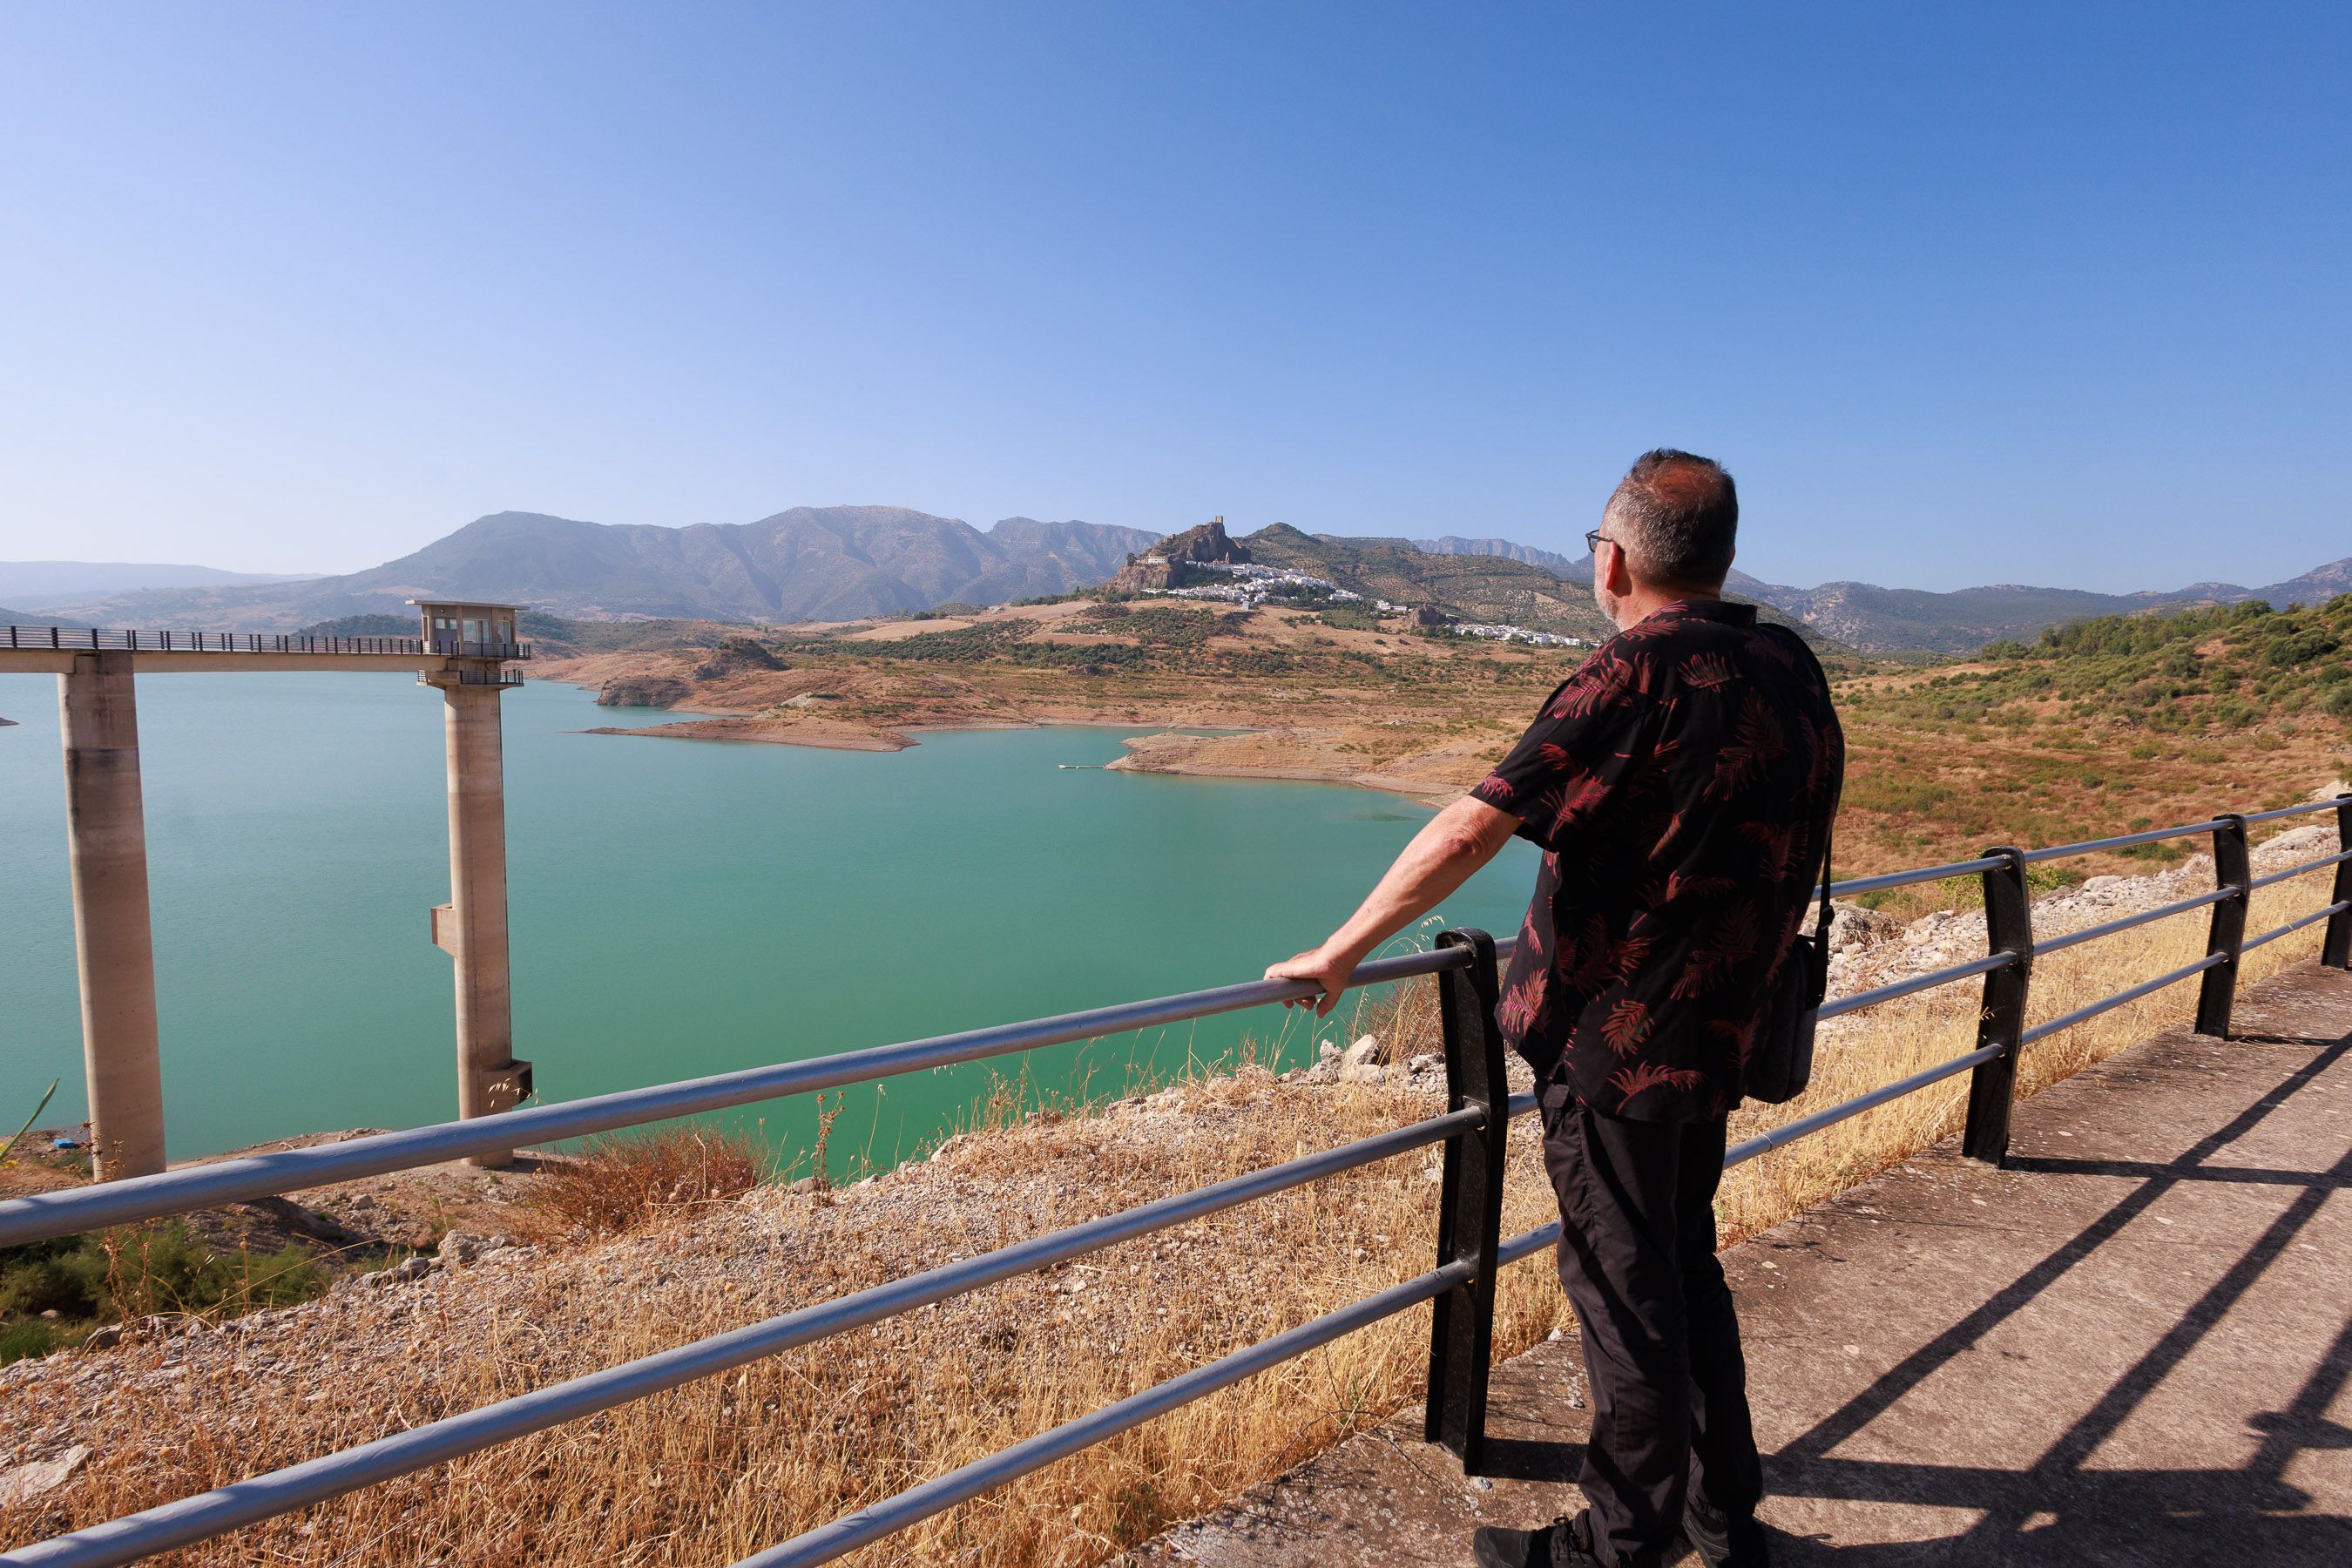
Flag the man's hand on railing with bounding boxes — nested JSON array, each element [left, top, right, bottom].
[[1264, 796, 1521, 1018], [1266, 942, 1375, 1017]]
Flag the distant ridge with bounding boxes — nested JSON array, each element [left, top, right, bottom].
[[1412, 535, 1591, 578], [25, 510, 2347, 655], [30, 509, 1162, 630], [0, 561, 318, 605], [1403, 537, 2352, 654]]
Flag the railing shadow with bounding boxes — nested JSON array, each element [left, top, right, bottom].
[[1761, 1024, 2352, 1563]]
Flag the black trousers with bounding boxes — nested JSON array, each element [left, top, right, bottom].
[[1540, 1099, 1762, 1568]]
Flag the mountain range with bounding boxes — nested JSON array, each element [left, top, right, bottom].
[[0, 561, 318, 605], [7, 508, 2345, 655], [1415, 536, 2352, 652], [13, 509, 1161, 630]]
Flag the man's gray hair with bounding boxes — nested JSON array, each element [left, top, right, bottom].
[[1602, 449, 1738, 588]]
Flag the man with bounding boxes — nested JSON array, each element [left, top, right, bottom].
[[1266, 450, 1842, 1568]]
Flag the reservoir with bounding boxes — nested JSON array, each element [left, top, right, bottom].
[[0, 673, 1539, 1173]]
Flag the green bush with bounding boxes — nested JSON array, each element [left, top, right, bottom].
[[0, 1221, 326, 1332], [0, 1319, 57, 1365]]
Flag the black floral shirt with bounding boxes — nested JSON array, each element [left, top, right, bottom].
[[1471, 598, 1844, 1122]]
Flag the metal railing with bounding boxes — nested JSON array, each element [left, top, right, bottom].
[[423, 639, 531, 659], [2, 794, 2348, 1567], [1, 625, 531, 659]]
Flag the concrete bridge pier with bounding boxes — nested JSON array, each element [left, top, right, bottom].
[[57, 651, 166, 1179], [429, 672, 529, 1168]]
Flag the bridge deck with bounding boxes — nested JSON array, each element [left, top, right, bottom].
[[1130, 963, 2352, 1565]]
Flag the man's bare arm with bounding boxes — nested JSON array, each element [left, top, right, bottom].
[[1263, 794, 1523, 1017]]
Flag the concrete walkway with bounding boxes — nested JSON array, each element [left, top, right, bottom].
[[1129, 963, 2352, 1565]]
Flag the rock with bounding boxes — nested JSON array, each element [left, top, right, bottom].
[[690, 638, 784, 680], [597, 675, 694, 708], [367, 1255, 434, 1288], [1826, 902, 1901, 952], [437, 1231, 484, 1265], [2254, 822, 2335, 867], [82, 1324, 121, 1350], [1339, 1036, 1386, 1085], [1105, 517, 1251, 592], [0, 1444, 91, 1508]]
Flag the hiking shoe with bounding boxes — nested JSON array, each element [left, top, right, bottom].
[[1680, 1499, 1771, 1566], [1471, 1511, 1604, 1568]]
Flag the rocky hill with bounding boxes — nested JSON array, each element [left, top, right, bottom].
[[25, 509, 1161, 630], [1246, 525, 1616, 641], [1104, 517, 1252, 592]]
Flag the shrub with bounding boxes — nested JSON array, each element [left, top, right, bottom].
[[1, 1221, 325, 1330], [0, 1319, 57, 1364], [528, 1126, 769, 1238]]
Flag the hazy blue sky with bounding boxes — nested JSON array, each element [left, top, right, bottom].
[[2, 3, 2344, 591]]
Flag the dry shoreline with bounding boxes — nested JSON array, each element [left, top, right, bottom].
[[556, 672, 1469, 806]]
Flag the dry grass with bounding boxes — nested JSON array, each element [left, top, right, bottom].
[[2, 878, 2341, 1565], [518, 1126, 772, 1242]]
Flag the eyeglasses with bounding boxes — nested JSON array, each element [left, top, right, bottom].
[[1585, 529, 1612, 556]]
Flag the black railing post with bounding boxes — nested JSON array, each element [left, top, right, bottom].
[[2323, 794, 2352, 971], [2195, 814, 2252, 1037], [1962, 848, 2032, 1166], [1424, 927, 1507, 1473]]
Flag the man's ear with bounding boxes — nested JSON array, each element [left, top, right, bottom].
[[1603, 542, 1635, 596]]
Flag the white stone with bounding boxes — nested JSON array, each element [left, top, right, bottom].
[[0, 1445, 91, 1507], [1339, 1036, 1386, 1084]]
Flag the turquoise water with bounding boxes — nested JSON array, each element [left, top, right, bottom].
[[0, 673, 1538, 1173]]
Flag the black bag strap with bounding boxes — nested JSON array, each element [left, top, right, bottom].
[[1813, 823, 1834, 946], [1766, 620, 1838, 951]]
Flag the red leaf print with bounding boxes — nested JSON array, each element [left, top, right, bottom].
[[1706, 692, 1786, 801], [1554, 656, 1636, 719], [1607, 1061, 1707, 1103], [1680, 652, 1737, 689], [1497, 979, 1544, 1038], [1561, 915, 1617, 994], [1549, 770, 1612, 835], [1802, 713, 1842, 803], [1739, 820, 1805, 882], [1601, 998, 1652, 1057], [1673, 901, 1762, 999], [1611, 932, 1653, 982], [1707, 1014, 1762, 1066], [1662, 870, 1735, 903], [1654, 810, 1692, 855], [1618, 617, 1682, 644]]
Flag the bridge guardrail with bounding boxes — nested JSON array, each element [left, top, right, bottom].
[[3, 625, 530, 659], [2, 793, 2348, 1567]]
